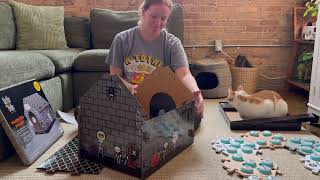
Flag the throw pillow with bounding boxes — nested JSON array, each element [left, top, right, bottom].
[[64, 16, 91, 49], [90, 8, 139, 49], [10, 1, 68, 50], [0, 2, 16, 50], [90, 4, 184, 49]]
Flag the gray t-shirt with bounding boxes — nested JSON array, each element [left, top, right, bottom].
[[106, 26, 188, 84]]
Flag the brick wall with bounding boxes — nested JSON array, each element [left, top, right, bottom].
[[2, 0, 306, 90]]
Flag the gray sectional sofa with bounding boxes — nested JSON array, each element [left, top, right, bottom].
[[0, 2, 184, 160]]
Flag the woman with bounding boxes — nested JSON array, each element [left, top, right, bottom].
[[106, 0, 204, 118]]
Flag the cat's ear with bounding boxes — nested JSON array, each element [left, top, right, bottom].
[[237, 85, 244, 91]]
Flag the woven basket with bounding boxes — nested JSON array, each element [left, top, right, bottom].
[[230, 66, 258, 94]]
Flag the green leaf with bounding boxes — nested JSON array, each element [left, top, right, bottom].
[[304, 0, 319, 17], [298, 52, 313, 64]]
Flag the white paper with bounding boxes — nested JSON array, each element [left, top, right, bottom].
[[58, 110, 78, 126]]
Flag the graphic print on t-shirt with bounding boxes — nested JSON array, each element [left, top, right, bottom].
[[124, 54, 163, 84]]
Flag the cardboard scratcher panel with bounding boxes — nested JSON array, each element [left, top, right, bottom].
[[219, 102, 317, 131], [211, 137, 262, 156], [135, 67, 193, 118], [300, 153, 320, 175], [222, 155, 281, 179], [241, 131, 287, 150], [285, 137, 319, 156]]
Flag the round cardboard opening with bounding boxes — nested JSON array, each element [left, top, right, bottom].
[[149, 93, 176, 118]]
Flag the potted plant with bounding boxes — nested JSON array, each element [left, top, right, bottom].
[[301, 0, 318, 40], [304, 0, 318, 17], [296, 51, 313, 81]]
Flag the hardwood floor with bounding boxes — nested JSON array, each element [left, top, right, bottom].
[[278, 88, 309, 115], [278, 88, 320, 137]]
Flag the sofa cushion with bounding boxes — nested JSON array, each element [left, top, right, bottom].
[[90, 8, 139, 49], [64, 16, 91, 49], [10, 1, 68, 50], [73, 49, 109, 72], [32, 48, 85, 73], [0, 51, 55, 88], [0, 2, 15, 50]]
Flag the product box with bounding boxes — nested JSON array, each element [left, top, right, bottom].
[[0, 79, 63, 165]]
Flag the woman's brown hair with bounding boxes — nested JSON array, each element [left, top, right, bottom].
[[138, 0, 173, 25]]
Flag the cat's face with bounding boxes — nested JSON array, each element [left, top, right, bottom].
[[228, 89, 245, 102], [227, 85, 247, 102]]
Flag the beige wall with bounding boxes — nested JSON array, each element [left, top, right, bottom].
[[2, 0, 306, 90]]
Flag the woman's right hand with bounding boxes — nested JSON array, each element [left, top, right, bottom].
[[129, 84, 139, 94], [121, 78, 138, 94], [193, 91, 204, 119]]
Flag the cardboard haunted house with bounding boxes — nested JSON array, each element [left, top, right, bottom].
[[78, 67, 199, 179]]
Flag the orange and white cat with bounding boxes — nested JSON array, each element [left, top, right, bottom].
[[227, 86, 288, 119]]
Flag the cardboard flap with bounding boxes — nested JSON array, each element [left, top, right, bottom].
[[135, 67, 193, 118]]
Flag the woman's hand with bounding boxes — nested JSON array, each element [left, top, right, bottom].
[[122, 79, 138, 94], [193, 91, 204, 119], [129, 83, 139, 94], [110, 65, 139, 94]]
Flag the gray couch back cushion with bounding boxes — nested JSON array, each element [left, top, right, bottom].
[[167, 4, 184, 44], [0, 2, 16, 50], [64, 16, 91, 49], [90, 8, 139, 49], [73, 49, 109, 72], [90, 4, 184, 49]]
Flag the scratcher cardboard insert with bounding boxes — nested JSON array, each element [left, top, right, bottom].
[[219, 102, 317, 131]]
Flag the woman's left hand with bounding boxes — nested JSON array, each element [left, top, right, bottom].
[[174, 67, 204, 119], [193, 91, 204, 119]]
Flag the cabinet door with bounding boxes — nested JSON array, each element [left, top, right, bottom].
[[308, 7, 320, 116]]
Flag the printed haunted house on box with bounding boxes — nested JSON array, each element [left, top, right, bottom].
[[78, 67, 200, 179]]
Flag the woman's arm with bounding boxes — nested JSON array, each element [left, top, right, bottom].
[[175, 66, 204, 118], [110, 65, 123, 76], [110, 65, 138, 93]]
